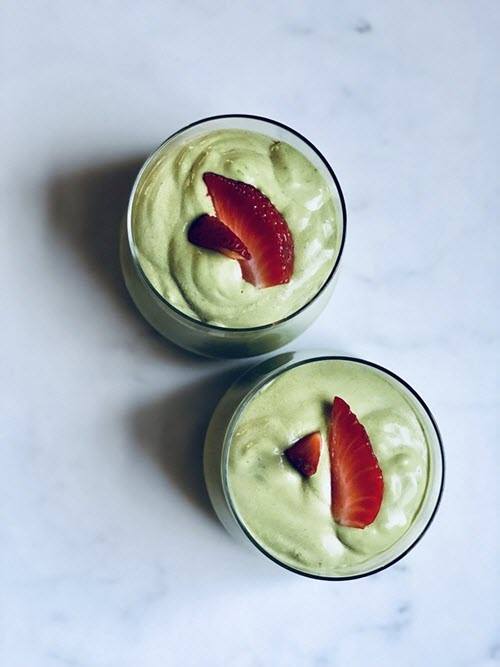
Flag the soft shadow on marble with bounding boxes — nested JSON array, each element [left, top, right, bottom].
[[129, 366, 247, 525], [45, 157, 213, 367]]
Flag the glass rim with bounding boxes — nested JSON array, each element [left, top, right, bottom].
[[126, 113, 348, 333], [220, 354, 445, 581]]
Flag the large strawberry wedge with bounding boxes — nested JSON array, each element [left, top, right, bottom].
[[329, 397, 384, 528], [188, 214, 251, 261], [202, 172, 294, 288]]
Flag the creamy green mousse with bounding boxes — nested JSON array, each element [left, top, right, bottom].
[[227, 360, 429, 576], [132, 129, 341, 328]]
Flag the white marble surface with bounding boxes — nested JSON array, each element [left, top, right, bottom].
[[2, 1, 499, 665]]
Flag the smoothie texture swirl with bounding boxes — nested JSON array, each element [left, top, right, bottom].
[[132, 129, 341, 328], [227, 360, 430, 576]]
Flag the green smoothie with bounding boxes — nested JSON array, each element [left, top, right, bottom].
[[226, 359, 429, 576], [132, 129, 341, 328]]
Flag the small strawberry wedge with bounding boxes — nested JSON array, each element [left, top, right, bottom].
[[329, 397, 384, 528], [188, 214, 251, 261], [202, 172, 294, 288], [285, 431, 322, 478]]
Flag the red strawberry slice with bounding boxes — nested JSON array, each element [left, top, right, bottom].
[[188, 214, 251, 261], [202, 172, 294, 288], [329, 397, 384, 528], [285, 431, 322, 478]]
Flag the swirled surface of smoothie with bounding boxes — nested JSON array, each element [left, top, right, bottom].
[[227, 360, 429, 576], [132, 130, 341, 328]]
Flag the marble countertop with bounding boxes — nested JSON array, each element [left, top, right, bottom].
[[2, 2, 499, 665]]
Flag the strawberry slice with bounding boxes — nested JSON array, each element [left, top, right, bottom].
[[329, 397, 384, 528], [285, 431, 322, 478], [188, 214, 251, 261], [202, 172, 294, 288]]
